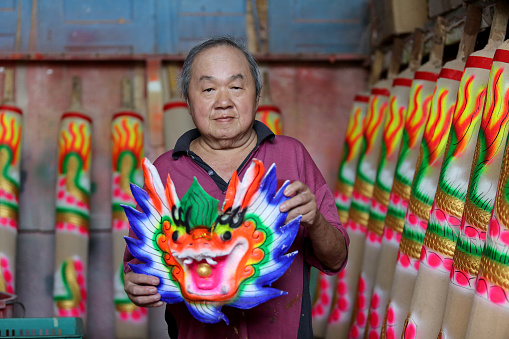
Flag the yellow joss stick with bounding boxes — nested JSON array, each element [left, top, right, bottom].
[[163, 64, 194, 151], [440, 2, 509, 338], [53, 77, 92, 320], [111, 79, 148, 338], [0, 68, 22, 295], [403, 5, 485, 338]]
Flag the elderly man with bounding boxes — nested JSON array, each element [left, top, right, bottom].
[[124, 36, 349, 338]]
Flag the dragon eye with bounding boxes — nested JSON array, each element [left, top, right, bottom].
[[221, 231, 232, 241], [172, 231, 179, 242]]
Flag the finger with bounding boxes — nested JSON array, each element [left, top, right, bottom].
[[286, 207, 315, 225], [128, 283, 160, 297], [283, 181, 307, 197], [128, 272, 160, 286], [130, 295, 164, 308], [280, 192, 313, 213]]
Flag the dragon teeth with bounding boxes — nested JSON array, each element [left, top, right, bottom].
[[205, 257, 217, 265], [183, 259, 193, 265], [221, 284, 229, 295]]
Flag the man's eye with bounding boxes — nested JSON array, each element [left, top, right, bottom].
[[231, 86, 241, 90], [204, 88, 214, 92]]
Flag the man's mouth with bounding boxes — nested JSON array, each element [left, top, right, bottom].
[[171, 239, 248, 297], [215, 117, 234, 123]]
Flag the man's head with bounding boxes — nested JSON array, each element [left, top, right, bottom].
[[180, 37, 262, 147], [178, 36, 262, 102]]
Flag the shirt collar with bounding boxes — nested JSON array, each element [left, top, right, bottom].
[[172, 120, 275, 160]]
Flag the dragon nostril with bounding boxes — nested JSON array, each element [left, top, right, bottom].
[[222, 231, 232, 241]]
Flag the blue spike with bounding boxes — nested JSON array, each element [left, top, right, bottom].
[[160, 293, 183, 304], [158, 281, 182, 293], [229, 287, 286, 309], [129, 183, 153, 215], [125, 238, 154, 264], [122, 206, 152, 240], [128, 263, 152, 276], [259, 164, 277, 198], [272, 180, 290, 205], [185, 301, 229, 324], [265, 217, 301, 258], [254, 252, 298, 286]]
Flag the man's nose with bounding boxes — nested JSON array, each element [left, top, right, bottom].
[[214, 88, 233, 109]]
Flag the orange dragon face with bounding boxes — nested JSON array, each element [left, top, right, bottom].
[[124, 158, 301, 324]]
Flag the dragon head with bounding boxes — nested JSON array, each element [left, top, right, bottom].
[[124, 158, 301, 324]]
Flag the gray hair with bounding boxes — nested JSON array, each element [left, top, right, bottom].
[[178, 36, 262, 102]]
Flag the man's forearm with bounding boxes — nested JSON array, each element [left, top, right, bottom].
[[308, 212, 348, 272]]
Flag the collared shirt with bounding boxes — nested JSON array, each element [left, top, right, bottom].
[[172, 121, 275, 192], [124, 121, 349, 338]]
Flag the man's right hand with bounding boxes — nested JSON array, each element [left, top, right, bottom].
[[124, 271, 164, 307]]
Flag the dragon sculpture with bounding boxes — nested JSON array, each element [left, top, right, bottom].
[[124, 158, 301, 324]]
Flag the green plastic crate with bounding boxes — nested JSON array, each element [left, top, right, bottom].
[[0, 318, 84, 338]]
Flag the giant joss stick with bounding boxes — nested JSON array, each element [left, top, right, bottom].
[[312, 95, 369, 338], [440, 3, 509, 338], [333, 92, 369, 225], [313, 93, 369, 338], [366, 29, 433, 339], [256, 69, 283, 135], [381, 16, 463, 338], [357, 30, 426, 339], [348, 38, 408, 339], [322, 49, 391, 339], [111, 79, 148, 338], [163, 64, 193, 151], [466, 104, 509, 338], [53, 77, 92, 320], [402, 6, 485, 338], [0, 68, 22, 295], [314, 52, 384, 338]]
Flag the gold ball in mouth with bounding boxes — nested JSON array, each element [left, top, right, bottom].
[[196, 263, 212, 278]]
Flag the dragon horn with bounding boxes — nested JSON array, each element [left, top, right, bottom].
[[222, 159, 265, 212], [223, 170, 239, 212], [165, 172, 179, 211], [141, 157, 168, 215]]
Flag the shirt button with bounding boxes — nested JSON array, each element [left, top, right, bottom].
[[208, 170, 214, 176]]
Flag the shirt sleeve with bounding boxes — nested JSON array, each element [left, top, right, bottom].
[[304, 183, 349, 275], [294, 141, 349, 275]]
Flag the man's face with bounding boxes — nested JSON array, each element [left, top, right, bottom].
[[187, 45, 258, 145]]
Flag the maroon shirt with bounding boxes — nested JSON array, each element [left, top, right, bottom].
[[124, 122, 349, 338]]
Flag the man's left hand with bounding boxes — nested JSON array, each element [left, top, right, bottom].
[[279, 180, 319, 228]]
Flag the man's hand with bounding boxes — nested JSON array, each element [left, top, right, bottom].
[[279, 180, 319, 228], [279, 180, 347, 272], [124, 271, 164, 307]]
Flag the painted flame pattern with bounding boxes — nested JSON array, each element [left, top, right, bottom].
[[479, 67, 509, 163], [451, 75, 487, 158], [0, 112, 22, 167], [365, 96, 387, 154], [345, 107, 365, 162], [384, 96, 406, 158], [112, 116, 143, 173], [405, 85, 433, 149], [58, 120, 92, 175], [256, 109, 282, 135], [423, 88, 455, 165]]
